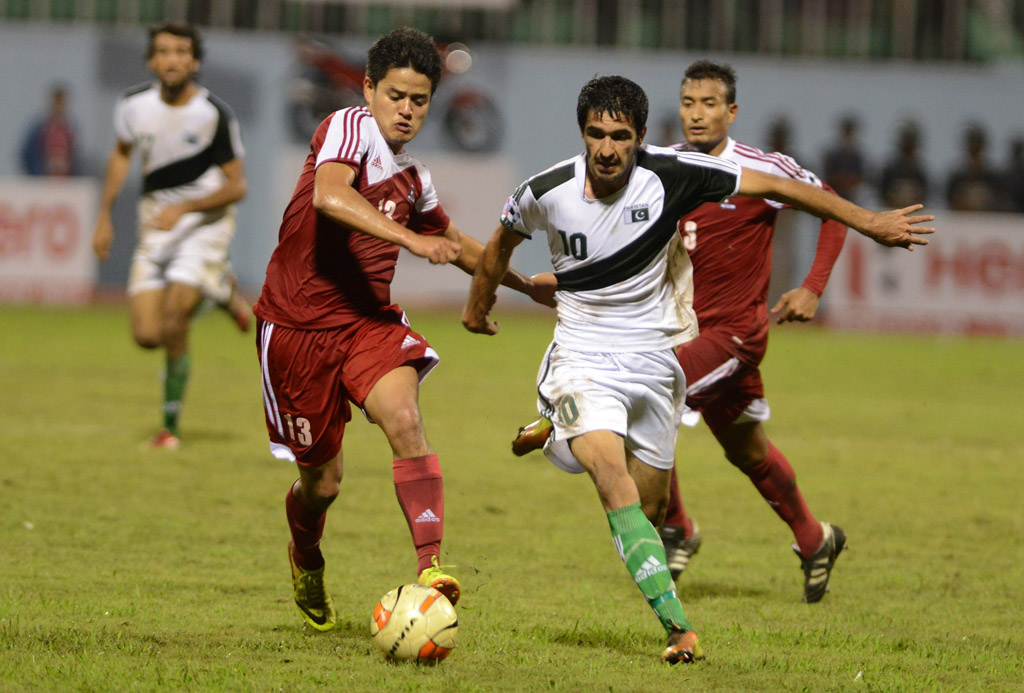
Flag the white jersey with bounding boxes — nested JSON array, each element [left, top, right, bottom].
[[502, 144, 741, 352], [114, 83, 244, 216]]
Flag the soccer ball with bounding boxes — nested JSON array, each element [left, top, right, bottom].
[[370, 584, 458, 663]]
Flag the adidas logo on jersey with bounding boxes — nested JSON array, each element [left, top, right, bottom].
[[371, 155, 383, 170], [401, 335, 421, 350], [415, 509, 441, 523], [634, 556, 669, 582]]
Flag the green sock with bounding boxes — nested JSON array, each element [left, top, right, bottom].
[[162, 353, 190, 435], [607, 503, 694, 634]]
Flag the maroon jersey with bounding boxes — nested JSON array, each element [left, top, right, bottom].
[[677, 138, 846, 366], [255, 107, 451, 329]]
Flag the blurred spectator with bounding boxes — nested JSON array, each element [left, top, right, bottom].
[[878, 120, 929, 209], [945, 123, 1003, 211], [1003, 137, 1024, 213], [20, 84, 78, 176], [766, 115, 799, 160], [658, 113, 680, 146], [822, 115, 867, 201]]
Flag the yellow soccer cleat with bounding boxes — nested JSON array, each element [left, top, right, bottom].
[[289, 544, 337, 631], [417, 556, 461, 606]]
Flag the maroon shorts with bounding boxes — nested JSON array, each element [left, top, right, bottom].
[[256, 306, 438, 467], [675, 334, 765, 436]]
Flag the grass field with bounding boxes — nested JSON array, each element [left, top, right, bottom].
[[1, 304, 1022, 691]]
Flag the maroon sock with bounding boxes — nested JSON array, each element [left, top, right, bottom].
[[286, 482, 327, 570], [393, 454, 444, 573], [663, 464, 695, 538], [745, 442, 823, 557]]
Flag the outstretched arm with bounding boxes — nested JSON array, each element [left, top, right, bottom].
[[462, 225, 525, 335], [739, 168, 934, 250], [92, 140, 133, 262], [312, 161, 460, 264], [446, 222, 555, 307]]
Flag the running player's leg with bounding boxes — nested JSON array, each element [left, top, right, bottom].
[[364, 366, 460, 604], [258, 320, 348, 630], [711, 419, 822, 557], [155, 282, 203, 440], [571, 432, 701, 663], [711, 416, 844, 602]]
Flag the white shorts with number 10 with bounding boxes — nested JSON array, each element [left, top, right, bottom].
[[536, 343, 687, 474]]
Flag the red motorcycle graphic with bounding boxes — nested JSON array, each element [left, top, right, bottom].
[[289, 36, 503, 153]]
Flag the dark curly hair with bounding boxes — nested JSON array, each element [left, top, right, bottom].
[[683, 60, 737, 104], [366, 27, 443, 95], [147, 22, 203, 62], [576, 75, 649, 132]]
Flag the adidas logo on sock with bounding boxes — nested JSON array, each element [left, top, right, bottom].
[[401, 335, 421, 350], [635, 556, 668, 582], [415, 509, 440, 523]]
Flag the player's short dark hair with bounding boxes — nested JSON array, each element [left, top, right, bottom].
[[366, 27, 443, 95], [147, 22, 204, 62], [683, 60, 737, 104], [576, 76, 649, 132]]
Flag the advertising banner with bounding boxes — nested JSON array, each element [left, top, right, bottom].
[[825, 213, 1024, 337], [0, 177, 98, 304]]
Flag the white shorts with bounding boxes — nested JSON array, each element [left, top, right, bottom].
[[127, 206, 236, 303], [535, 343, 686, 474]]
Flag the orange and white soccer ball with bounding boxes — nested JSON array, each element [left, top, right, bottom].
[[370, 584, 458, 663]]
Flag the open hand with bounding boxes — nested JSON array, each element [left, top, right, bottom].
[[867, 204, 935, 250]]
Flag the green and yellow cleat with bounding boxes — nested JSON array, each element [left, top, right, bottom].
[[417, 556, 461, 606], [511, 416, 553, 456], [289, 544, 337, 631]]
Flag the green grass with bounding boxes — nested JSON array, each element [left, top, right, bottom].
[[1, 304, 1022, 691]]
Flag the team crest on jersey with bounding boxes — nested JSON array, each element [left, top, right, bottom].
[[623, 204, 650, 224]]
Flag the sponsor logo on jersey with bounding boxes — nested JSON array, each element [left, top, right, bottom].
[[624, 204, 650, 224], [371, 155, 383, 170], [719, 198, 737, 210], [401, 335, 421, 350]]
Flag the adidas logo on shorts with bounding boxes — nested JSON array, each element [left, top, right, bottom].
[[415, 509, 441, 523]]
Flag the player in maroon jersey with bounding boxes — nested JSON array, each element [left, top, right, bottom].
[[659, 60, 848, 603], [511, 60, 928, 603], [255, 27, 553, 632]]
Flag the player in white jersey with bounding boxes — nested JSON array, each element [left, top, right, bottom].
[[463, 76, 933, 664], [91, 23, 251, 449]]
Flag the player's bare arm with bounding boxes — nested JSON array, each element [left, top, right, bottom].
[[149, 157, 248, 230], [462, 225, 525, 335], [312, 161, 460, 264], [92, 139, 134, 262], [446, 224, 556, 308], [739, 168, 935, 250]]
